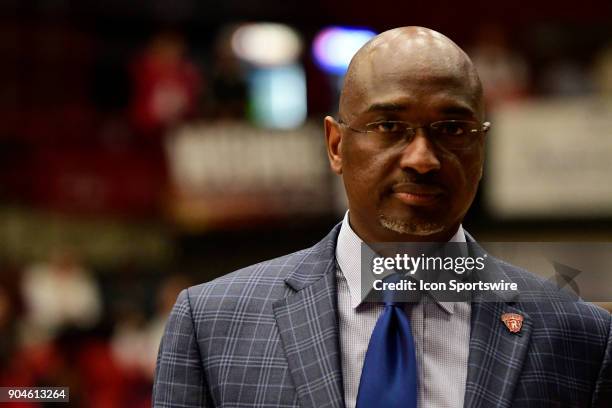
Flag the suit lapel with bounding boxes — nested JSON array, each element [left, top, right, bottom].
[[273, 226, 345, 408], [462, 237, 533, 407], [464, 299, 532, 407]]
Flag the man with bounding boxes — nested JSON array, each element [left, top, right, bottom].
[[153, 27, 612, 407]]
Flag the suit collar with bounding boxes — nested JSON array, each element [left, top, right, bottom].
[[464, 232, 521, 303], [283, 223, 341, 292]]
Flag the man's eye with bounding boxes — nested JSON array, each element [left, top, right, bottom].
[[373, 122, 402, 133], [436, 123, 465, 136]]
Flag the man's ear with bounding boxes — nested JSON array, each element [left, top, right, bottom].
[[324, 116, 343, 175], [478, 128, 488, 180]]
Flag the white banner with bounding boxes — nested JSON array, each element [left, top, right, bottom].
[[485, 97, 612, 218]]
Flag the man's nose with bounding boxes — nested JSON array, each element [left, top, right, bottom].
[[398, 131, 441, 174]]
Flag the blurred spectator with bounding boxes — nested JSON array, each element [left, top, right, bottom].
[[593, 42, 612, 96], [208, 27, 248, 119], [469, 25, 530, 108], [0, 274, 22, 370], [129, 31, 202, 136], [145, 274, 191, 374], [540, 59, 593, 96], [111, 274, 189, 379], [110, 307, 151, 376], [20, 248, 102, 345], [0, 268, 37, 405]]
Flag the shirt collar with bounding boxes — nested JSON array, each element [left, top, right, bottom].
[[335, 211, 466, 313]]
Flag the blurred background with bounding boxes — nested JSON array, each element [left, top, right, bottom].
[[1, 0, 611, 406]]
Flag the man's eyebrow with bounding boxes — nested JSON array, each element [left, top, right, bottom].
[[364, 103, 407, 113], [363, 103, 477, 117], [440, 105, 476, 117]]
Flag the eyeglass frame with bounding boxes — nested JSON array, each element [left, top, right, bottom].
[[336, 119, 491, 149]]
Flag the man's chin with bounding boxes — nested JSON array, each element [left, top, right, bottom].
[[378, 213, 446, 237]]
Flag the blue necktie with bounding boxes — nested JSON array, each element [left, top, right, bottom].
[[355, 297, 418, 408]]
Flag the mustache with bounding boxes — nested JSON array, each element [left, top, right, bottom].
[[389, 173, 447, 194]]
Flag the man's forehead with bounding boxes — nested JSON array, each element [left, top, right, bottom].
[[360, 32, 472, 90], [347, 63, 480, 119]]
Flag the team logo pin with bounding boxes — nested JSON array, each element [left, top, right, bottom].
[[501, 313, 523, 333]]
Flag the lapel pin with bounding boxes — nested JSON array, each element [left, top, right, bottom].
[[501, 313, 523, 334]]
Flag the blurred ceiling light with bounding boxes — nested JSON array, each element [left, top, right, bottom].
[[231, 23, 303, 67], [312, 26, 376, 75]]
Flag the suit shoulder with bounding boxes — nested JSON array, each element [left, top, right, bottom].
[[195, 247, 312, 290], [186, 224, 340, 302], [494, 258, 611, 330], [182, 246, 317, 315]]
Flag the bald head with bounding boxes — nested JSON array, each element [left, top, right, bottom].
[[339, 26, 483, 122]]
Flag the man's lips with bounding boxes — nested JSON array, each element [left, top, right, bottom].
[[391, 183, 446, 206]]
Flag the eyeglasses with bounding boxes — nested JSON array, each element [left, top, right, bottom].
[[338, 120, 491, 149]]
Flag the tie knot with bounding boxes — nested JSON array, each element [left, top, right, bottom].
[[381, 273, 405, 305]]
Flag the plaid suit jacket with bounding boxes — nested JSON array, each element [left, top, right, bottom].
[[153, 225, 612, 407]]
